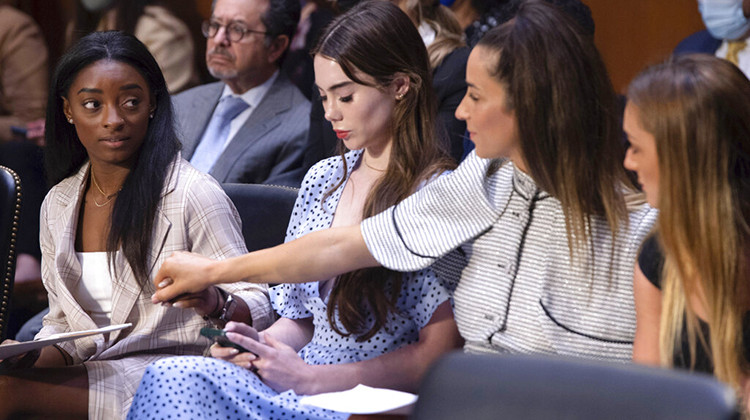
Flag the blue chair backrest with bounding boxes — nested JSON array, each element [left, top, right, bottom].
[[413, 352, 739, 420], [221, 183, 299, 252]]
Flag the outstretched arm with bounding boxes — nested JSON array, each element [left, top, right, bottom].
[[152, 224, 378, 304]]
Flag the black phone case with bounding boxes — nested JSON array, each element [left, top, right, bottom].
[[199, 327, 251, 353]]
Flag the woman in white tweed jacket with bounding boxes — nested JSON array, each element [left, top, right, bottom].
[[0, 31, 272, 419], [152, 1, 656, 363]]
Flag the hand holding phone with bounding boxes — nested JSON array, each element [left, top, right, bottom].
[[200, 327, 252, 353]]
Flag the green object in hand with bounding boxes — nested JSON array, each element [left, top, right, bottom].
[[199, 327, 251, 353]]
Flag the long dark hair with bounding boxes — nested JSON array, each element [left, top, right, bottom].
[[45, 30, 180, 286], [314, 0, 454, 341], [477, 0, 634, 255]]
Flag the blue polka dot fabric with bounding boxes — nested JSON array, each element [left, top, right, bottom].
[[274, 151, 451, 366], [127, 356, 347, 420], [126, 151, 451, 419]]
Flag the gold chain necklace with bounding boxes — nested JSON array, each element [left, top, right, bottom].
[[90, 168, 121, 208]]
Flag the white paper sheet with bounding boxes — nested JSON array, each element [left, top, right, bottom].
[[0, 323, 132, 359], [299, 384, 418, 414]]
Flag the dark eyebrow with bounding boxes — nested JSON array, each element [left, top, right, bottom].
[[120, 84, 144, 91], [211, 17, 249, 26], [77, 87, 102, 94], [76, 84, 143, 95], [316, 81, 354, 93], [329, 81, 353, 91]]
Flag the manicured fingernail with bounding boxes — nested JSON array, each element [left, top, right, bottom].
[[229, 349, 239, 355], [158, 280, 171, 288]]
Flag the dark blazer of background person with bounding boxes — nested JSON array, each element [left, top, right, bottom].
[[674, 30, 722, 54], [434, 46, 470, 161]]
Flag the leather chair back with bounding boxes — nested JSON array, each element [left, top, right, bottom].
[[222, 183, 299, 252], [0, 166, 21, 341], [413, 352, 739, 420]]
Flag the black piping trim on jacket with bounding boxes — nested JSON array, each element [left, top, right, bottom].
[[540, 300, 633, 345]]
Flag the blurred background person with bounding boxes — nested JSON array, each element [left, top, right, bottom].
[[0, 4, 49, 340], [175, 0, 311, 187], [395, 0, 469, 161], [0, 4, 47, 142], [68, 0, 207, 93], [675, 0, 750, 79], [281, 0, 335, 99]]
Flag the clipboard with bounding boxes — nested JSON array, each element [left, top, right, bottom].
[[0, 323, 132, 359]]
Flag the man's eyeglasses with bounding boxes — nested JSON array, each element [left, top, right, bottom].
[[201, 20, 268, 42]]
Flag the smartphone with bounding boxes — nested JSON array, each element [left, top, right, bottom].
[[199, 327, 252, 353]]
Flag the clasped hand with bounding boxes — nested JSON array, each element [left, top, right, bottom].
[[210, 321, 314, 394], [151, 251, 217, 304]]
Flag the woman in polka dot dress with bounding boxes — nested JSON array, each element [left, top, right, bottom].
[[127, 2, 462, 419]]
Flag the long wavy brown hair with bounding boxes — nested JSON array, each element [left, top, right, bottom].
[[313, 0, 454, 341], [476, 0, 636, 257], [628, 54, 750, 392]]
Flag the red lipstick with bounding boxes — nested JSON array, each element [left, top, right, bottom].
[[334, 130, 350, 140]]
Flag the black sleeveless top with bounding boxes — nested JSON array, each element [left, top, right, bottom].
[[638, 234, 750, 374]]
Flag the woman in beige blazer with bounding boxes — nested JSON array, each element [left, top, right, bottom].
[[0, 31, 273, 419]]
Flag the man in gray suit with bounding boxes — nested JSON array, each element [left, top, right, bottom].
[[174, 0, 311, 187]]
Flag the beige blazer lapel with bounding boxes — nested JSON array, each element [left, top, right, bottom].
[[51, 163, 105, 354]]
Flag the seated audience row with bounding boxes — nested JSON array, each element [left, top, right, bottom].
[[2, 0, 750, 418], [150, 0, 750, 415]]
